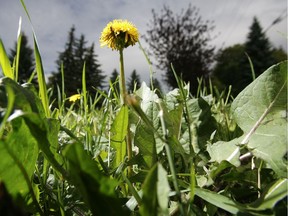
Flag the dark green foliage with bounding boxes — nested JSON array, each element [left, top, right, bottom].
[[144, 4, 215, 94], [213, 17, 287, 96], [48, 26, 105, 99], [150, 77, 163, 96], [109, 69, 119, 84], [241, 17, 275, 84], [109, 68, 120, 96], [9, 32, 35, 84], [213, 44, 246, 95], [127, 69, 141, 92]]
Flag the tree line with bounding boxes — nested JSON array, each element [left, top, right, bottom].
[[7, 4, 287, 103]]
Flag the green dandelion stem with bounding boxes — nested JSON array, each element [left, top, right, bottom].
[[119, 49, 127, 105], [119, 48, 133, 176]]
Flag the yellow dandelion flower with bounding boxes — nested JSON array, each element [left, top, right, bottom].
[[100, 19, 139, 50], [69, 94, 81, 102]]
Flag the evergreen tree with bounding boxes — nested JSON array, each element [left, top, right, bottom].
[[271, 47, 288, 62], [212, 17, 287, 96], [150, 77, 163, 97], [49, 26, 76, 97], [241, 17, 275, 84], [49, 26, 105, 100], [9, 32, 35, 84], [127, 70, 141, 93], [85, 43, 106, 92], [109, 69, 119, 84], [144, 4, 215, 94], [109, 69, 120, 93]]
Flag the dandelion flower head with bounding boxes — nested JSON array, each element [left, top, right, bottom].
[[69, 94, 81, 102], [100, 19, 139, 50]]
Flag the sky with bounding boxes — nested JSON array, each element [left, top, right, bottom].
[[0, 0, 287, 87]]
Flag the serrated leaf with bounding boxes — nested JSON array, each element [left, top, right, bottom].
[[231, 61, 287, 177]]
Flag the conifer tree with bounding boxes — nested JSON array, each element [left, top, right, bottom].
[[212, 17, 287, 96], [85, 43, 106, 91], [150, 77, 163, 94], [127, 70, 141, 93], [9, 32, 35, 84], [49, 26, 105, 100], [109, 69, 120, 93], [241, 17, 274, 83]]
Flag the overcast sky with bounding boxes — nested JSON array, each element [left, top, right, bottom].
[[0, 0, 287, 86]]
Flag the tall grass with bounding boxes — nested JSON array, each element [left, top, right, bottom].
[[0, 1, 286, 215]]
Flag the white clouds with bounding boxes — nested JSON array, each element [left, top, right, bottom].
[[0, 0, 287, 84]]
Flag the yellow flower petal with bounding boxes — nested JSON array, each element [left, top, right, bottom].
[[100, 19, 139, 51], [69, 94, 81, 102]]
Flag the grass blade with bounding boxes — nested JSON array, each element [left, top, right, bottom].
[[34, 38, 50, 117], [0, 39, 14, 79]]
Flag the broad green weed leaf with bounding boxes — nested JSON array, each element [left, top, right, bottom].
[[0, 78, 66, 178], [162, 102, 183, 139], [0, 77, 45, 118], [231, 61, 287, 177], [139, 164, 158, 216], [136, 82, 159, 113], [63, 143, 125, 215], [186, 97, 217, 152], [140, 163, 170, 216], [0, 118, 38, 196], [134, 123, 157, 168], [157, 163, 170, 215], [207, 138, 241, 167], [195, 187, 245, 214], [22, 114, 68, 179], [110, 105, 128, 167]]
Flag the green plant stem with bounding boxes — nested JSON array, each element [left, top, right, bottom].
[[119, 49, 126, 105], [119, 49, 132, 176]]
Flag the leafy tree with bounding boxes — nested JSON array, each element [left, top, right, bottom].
[[271, 47, 287, 62], [9, 32, 35, 84], [212, 17, 287, 96], [144, 4, 215, 94], [212, 44, 246, 94], [127, 70, 141, 93], [49, 26, 105, 99]]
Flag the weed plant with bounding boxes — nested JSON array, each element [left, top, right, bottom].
[[0, 1, 287, 215]]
